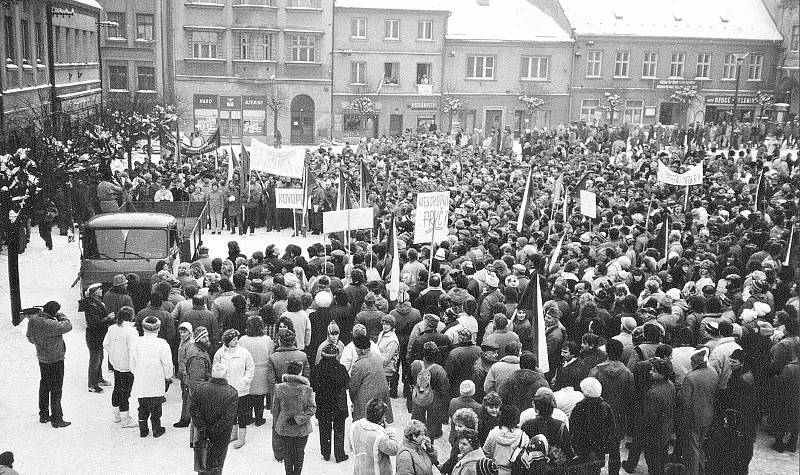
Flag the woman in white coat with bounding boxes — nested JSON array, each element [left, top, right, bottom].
[[102, 306, 139, 428], [129, 316, 174, 438], [214, 328, 255, 448]]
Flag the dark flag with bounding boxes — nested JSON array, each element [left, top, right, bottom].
[[517, 273, 550, 373], [754, 168, 766, 212], [570, 173, 590, 200], [360, 159, 374, 207]]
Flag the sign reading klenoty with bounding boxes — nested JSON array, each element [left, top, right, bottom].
[[414, 191, 450, 244], [275, 188, 305, 209], [657, 161, 703, 186], [249, 139, 304, 179]]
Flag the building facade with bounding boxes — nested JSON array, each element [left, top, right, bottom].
[[560, 0, 783, 127], [99, 0, 172, 102], [173, 0, 333, 146], [773, 0, 799, 116], [332, 1, 449, 140]]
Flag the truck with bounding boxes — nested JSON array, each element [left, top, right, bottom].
[[78, 201, 208, 293]]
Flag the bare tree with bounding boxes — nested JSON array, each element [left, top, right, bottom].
[[266, 82, 288, 148]]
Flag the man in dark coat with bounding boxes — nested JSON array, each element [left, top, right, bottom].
[[553, 341, 589, 391], [190, 363, 238, 475], [499, 351, 550, 413], [311, 343, 350, 463], [569, 377, 616, 470], [408, 314, 452, 365], [679, 348, 718, 475], [444, 328, 482, 399], [629, 357, 674, 475], [79, 283, 114, 393]]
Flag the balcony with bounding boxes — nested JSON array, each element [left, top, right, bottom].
[[416, 83, 434, 95]]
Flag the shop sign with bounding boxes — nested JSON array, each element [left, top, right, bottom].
[[655, 79, 698, 90], [60, 93, 100, 112], [704, 96, 758, 105], [341, 101, 382, 111], [410, 102, 438, 110], [242, 96, 266, 109], [219, 95, 242, 111], [193, 94, 218, 109], [51, 7, 75, 17]]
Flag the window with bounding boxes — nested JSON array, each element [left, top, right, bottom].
[[722, 53, 736, 80], [20, 19, 30, 63], [350, 61, 366, 84], [748, 54, 763, 80], [287, 0, 321, 7], [35, 22, 44, 62], [384, 62, 399, 84], [586, 50, 602, 77], [417, 63, 431, 84], [289, 34, 319, 62], [624, 100, 644, 124], [466, 55, 494, 79], [108, 65, 128, 90], [614, 51, 629, 77], [417, 20, 432, 40], [189, 31, 220, 59], [580, 99, 600, 122], [5, 16, 15, 64], [351, 17, 366, 38], [106, 12, 126, 38], [791, 25, 799, 52], [136, 14, 154, 41], [384, 19, 399, 40], [520, 56, 549, 80], [695, 53, 711, 79], [642, 52, 657, 78], [669, 52, 685, 78], [234, 32, 273, 60], [137, 66, 155, 91]]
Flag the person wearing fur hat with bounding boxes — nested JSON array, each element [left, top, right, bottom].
[[102, 306, 140, 428], [130, 316, 174, 438], [311, 343, 350, 463], [273, 360, 317, 475], [679, 347, 718, 475], [568, 377, 615, 471], [190, 363, 238, 475], [79, 282, 114, 393], [350, 334, 394, 424], [213, 329, 255, 448]]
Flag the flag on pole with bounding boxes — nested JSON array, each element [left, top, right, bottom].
[[549, 234, 564, 273], [570, 173, 590, 200], [302, 161, 315, 233], [784, 221, 796, 267], [360, 159, 374, 207], [227, 148, 234, 184], [239, 144, 250, 190], [562, 194, 569, 223], [552, 173, 564, 205], [517, 167, 533, 234], [387, 216, 401, 301], [754, 168, 766, 212], [376, 74, 386, 95], [653, 214, 671, 260], [337, 169, 348, 210], [518, 274, 549, 374]]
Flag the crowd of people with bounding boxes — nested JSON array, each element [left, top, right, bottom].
[[22, 120, 800, 475]]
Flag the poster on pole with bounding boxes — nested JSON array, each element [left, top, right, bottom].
[[275, 188, 306, 209], [414, 191, 450, 244], [657, 161, 703, 186], [249, 138, 304, 178], [580, 190, 597, 218], [323, 208, 375, 234]]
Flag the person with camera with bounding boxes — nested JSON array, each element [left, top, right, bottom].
[[26, 301, 72, 428]]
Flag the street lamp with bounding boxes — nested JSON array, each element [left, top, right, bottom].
[[731, 53, 749, 124]]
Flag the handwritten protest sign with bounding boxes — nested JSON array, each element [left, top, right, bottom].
[[657, 161, 703, 186], [323, 208, 375, 234], [275, 188, 305, 209], [580, 190, 597, 218], [249, 138, 304, 178], [414, 191, 450, 244]]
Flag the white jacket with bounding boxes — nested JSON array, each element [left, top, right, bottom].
[[103, 321, 138, 372], [214, 345, 254, 396], [130, 332, 174, 397]]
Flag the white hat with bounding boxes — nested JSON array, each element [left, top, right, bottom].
[[485, 273, 500, 288], [315, 291, 333, 308], [178, 322, 193, 333], [580, 377, 602, 398]]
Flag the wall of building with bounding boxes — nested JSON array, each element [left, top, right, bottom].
[[775, 0, 799, 115]]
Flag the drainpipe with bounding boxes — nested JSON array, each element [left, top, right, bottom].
[[329, 0, 335, 141], [46, 1, 60, 136]]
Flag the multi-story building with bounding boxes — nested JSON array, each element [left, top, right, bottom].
[[332, 0, 449, 140], [771, 0, 799, 116], [1, 0, 102, 133], [559, 0, 783, 126], [173, 0, 333, 146], [99, 0, 173, 102]]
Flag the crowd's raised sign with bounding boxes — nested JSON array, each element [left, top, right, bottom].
[[323, 208, 375, 234], [275, 188, 305, 209], [657, 161, 703, 186], [249, 138, 304, 179], [414, 191, 450, 244], [580, 190, 597, 219]]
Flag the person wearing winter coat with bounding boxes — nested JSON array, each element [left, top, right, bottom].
[[445, 329, 482, 399], [311, 343, 351, 463], [774, 344, 800, 452], [190, 363, 238, 475], [80, 283, 114, 393], [680, 348, 719, 475], [349, 398, 399, 475], [376, 315, 400, 390], [397, 419, 439, 475], [569, 377, 616, 471], [451, 428, 484, 475], [225, 182, 243, 235], [213, 329, 255, 449], [483, 405, 529, 475], [411, 341, 451, 439], [175, 322, 195, 428], [315, 320, 345, 364], [708, 320, 742, 390], [632, 357, 674, 475], [130, 316, 174, 438], [268, 329, 311, 461], [102, 306, 140, 428], [238, 315, 274, 427], [553, 341, 589, 392], [520, 392, 574, 464], [350, 334, 394, 424], [207, 182, 226, 234], [499, 351, 550, 412], [484, 341, 522, 396], [273, 360, 317, 475], [391, 290, 422, 399], [135, 292, 176, 343], [26, 301, 72, 428]]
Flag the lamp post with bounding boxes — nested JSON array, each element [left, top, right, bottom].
[[731, 53, 749, 124]]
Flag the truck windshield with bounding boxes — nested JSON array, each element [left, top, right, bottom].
[[85, 229, 169, 259]]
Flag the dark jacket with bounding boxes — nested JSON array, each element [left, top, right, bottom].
[[553, 359, 589, 391], [272, 374, 316, 437], [641, 379, 675, 447], [26, 311, 72, 363], [79, 296, 112, 351], [102, 289, 134, 316], [445, 344, 482, 398], [520, 416, 574, 460], [569, 397, 616, 459], [190, 377, 238, 445], [180, 308, 220, 351], [135, 305, 176, 342], [499, 368, 550, 411], [588, 360, 633, 440], [311, 356, 350, 420], [681, 364, 718, 429]]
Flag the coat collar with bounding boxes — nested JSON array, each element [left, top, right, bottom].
[[282, 374, 310, 385]]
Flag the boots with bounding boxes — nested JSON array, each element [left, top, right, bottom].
[[120, 412, 139, 428], [152, 419, 166, 438], [139, 419, 149, 438], [234, 428, 247, 449], [113, 408, 121, 423], [230, 426, 239, 443]]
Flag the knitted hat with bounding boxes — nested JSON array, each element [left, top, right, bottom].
[[580, 377, 602, 398], [353, 334, 371, 350], [460, 380, 476, 397], [142, 316, 161, 333], [528, 434, 550, 461], [381, 314, 396, 327], [194, 326, 209, 342], [424, 313, 440, 326], [113, 274, 127, 287], [327, 320, 340, 335], [85, 282, 103, 297], [315, 291, 333, 308], [757, 320, 775, 337], [476, 458, 499, 475]]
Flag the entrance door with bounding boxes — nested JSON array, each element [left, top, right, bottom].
[[659, 103, 675, 125], [389, 114, 403, 136], [290, 94, 314, 144], [485, 109, 503, 133]]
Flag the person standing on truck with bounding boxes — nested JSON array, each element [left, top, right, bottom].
[[97, 171, 123, 213], [207, 182, 225, 235]]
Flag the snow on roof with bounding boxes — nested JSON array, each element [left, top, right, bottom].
[[444, 0, 572, 43], [335, 0, 449, 13], [65, 0, 103, 10], [558, 0, 782, 41]]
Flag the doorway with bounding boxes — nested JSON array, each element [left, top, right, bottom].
[[389, 114, 403, 136], [290, 94, 315, 144], [485, 109, 503, 133], [659, 102, 676, 125]]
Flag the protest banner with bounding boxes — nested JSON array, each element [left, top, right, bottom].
[[249, 138, 304, 178], [414, 191, 450, 244], [580, 190, 597, 218], [323, 208, 375, 234], [275, 188, 305, 209], [657, 161, 703, 186]]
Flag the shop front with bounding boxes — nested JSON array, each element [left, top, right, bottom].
[[704, 95, 758, 124], [191, 93, 267, 145], [333, 96, 441, 140]]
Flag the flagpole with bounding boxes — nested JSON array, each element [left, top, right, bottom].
[[684, 185, 690, 210], [644, 192, 654, 231], [175, 118, 182, 167], [784, 219, 795, 267]]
